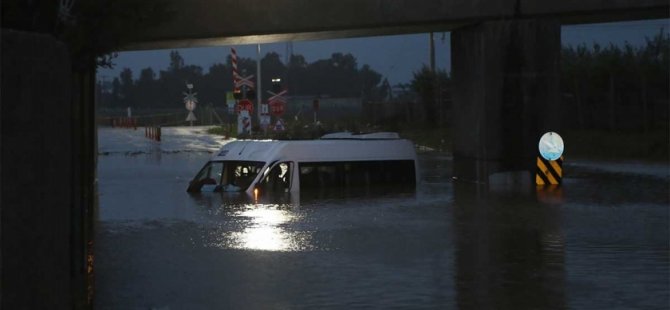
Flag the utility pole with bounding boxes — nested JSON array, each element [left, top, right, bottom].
[[98, 75, 107, 109], [430, 32, 440, 126], [257, 44, 262, 127], [430, 32, 436, 73]]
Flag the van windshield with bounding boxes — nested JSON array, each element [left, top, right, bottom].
[[188, 160, 265, 192]]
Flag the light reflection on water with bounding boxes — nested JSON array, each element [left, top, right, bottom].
[[210, 204, 311, 252]]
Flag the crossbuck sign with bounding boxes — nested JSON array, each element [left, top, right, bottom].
[[234, 74, 255, 89]]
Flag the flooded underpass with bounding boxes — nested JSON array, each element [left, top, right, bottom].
[[95, 127, 669, 309]]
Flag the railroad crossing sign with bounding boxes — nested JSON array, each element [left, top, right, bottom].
[[273, 118, 285, 132], [270, 101, 285, 116], [234, 74, 255, 89], [268, 90, 287, 103], [185, 100, 196, 111], [183, 92, 198, 111], [268, 90, 288, 116], [186, 111, 197, 122], [183, 83, 198, 126], [236, 99, 254, 114]]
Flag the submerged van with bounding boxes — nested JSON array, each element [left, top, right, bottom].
[[186, 132, 419, 197]]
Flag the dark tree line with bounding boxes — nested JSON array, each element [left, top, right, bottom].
[[409, 66, 450, 127], [99, 51, 384, 112], [560, 30, 669, 132]]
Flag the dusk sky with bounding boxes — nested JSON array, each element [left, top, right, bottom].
[[98, 19, 668, 85]]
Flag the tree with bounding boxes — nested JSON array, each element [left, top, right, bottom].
[[119, 68, 134, 108], [303, 53, 361, 97], [201, 63, 232, 108], [111, 77, 121, 107], [287, 54, 308, 94], [359, 64, 382, 100], [137, 68, 157, 108], [139, 67, 156, 83], [410, 65, 450, 127], [169, 50, 184, 72], [560, 29, 669, 132], [328, 53, 358, 96]]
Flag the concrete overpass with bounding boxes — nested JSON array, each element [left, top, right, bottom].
[[127, 0, 668, 49], [1, 1, 667, 308]]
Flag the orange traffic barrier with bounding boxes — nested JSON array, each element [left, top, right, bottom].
[[144, 126, 162, 142]]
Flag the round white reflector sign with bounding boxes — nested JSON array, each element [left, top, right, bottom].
[[538, 132, 564, 161]]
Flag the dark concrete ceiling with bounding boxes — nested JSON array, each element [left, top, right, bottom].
[[125, 0, 669, 50]]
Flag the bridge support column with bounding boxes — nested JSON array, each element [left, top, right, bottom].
[[451, 19, 561, 192], [1, 29, 95, 309]]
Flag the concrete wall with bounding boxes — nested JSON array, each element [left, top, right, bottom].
[[1, 29, 73, 309]]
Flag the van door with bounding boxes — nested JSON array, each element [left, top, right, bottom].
[[258, 162, 293, 195]]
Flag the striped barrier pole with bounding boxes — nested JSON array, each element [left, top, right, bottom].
[[536, 155, 564, 203], [536, 156, 563, 186], [231, 47, 239, 94]]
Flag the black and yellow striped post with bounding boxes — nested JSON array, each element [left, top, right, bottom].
[[536, 156, 563, 186]]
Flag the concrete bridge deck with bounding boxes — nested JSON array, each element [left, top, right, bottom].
[[127, 0, 668, 49]]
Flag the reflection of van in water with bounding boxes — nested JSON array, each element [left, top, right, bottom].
[[187, 132, 419, 197]]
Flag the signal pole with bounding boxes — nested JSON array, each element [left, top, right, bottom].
[[256, 44, 262, 126]]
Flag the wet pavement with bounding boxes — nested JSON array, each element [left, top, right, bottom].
[[95, 127, 669, 309]]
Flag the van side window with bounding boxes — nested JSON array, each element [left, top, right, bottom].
[[187, 161, 225, 192], [188, 160, 265, 193], [223, 161, 264, 192], [299, 160, 415, 191], [195, 162, 224, 185], [260, 162, 292, 193]]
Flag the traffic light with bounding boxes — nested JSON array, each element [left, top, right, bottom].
[[271, 78, 282, 93], [233, 89, 242, 100]]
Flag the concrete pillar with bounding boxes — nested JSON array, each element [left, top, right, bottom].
[[1, 29, 92, 309], [451, 19, 561, 191]]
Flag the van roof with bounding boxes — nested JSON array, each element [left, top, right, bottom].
[[211, 132, 417, 163], [320, 132, 400, 140]]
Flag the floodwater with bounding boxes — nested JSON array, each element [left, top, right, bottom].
[[95, 127, 669, 309]]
